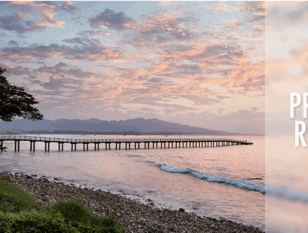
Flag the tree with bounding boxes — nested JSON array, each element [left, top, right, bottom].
[[0, 67, 43, 122], [0, 67, 43, 151], [0, 145, 7, 152]]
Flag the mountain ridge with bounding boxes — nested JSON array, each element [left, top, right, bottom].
[[0, 118, 243, 135]]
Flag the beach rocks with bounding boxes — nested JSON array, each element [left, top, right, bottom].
[[0, 171, 264, 233]]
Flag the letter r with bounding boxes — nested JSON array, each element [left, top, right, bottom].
[[295, 121, 307, 147]]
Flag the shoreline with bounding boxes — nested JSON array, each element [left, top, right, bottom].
[[0, 171, 264, 232]]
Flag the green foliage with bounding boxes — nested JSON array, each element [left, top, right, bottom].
[[0, 67, 43, 122], [47, 200, 123, 233], [0, 179, 124, 233], [0, 145, 7, 152], [47, 200, 93, 224], [0, 209, 90, 232], [0, 179, 38, 213]]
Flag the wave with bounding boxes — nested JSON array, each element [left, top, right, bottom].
[[160, 165, 265, 193], [160, 165, 308, 202], [266, 185, 308, 202]]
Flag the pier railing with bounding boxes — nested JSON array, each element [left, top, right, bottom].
[[0, 135, 253, 152], [0, 135, 251, 143]]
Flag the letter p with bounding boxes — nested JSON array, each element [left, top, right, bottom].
[[290, 92, 301, 118]]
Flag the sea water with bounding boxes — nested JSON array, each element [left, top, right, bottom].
[[0, 135, 265, 229], [266, 136, 308, 233]]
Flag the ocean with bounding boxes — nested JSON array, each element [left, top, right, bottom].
[[1, 134, 266, 230], [265, 136, 308, 233]]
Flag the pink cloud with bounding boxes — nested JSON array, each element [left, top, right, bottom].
[[207, 2, 233, 13], [0, 2, 264, 119], [238, 2, 265, 23], [88, 9, 135, 30], [0, 1, 80, 35], [0, 38, 121, 62]]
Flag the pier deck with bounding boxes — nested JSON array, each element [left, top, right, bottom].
[[0, 136, 253, 152]]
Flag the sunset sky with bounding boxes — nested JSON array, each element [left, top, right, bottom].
[[266, 2, 308, 135], [0, 1, 265, 134]]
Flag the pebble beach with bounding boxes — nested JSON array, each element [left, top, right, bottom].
[[0, 171, 264, 233]]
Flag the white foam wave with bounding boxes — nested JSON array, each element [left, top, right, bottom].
[[266, 185, 308, 202], [160, 164, 265, 193], [160, 165, 190, 173]]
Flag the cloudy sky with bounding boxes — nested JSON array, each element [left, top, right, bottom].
[[0, 1, 265, 134], [266, 2, 308, 135]]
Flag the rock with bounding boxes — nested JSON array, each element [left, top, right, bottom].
[[0, 172, 265, 233]]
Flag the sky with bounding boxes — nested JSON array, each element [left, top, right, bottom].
[[266, 2, 308, 135], [0, 1, 265, 134], [265, 3, 308, 232]]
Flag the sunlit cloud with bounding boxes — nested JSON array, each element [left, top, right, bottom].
[[207, 2, 233, 13], [0, 1, 80, 35], [0, 2, 264, 133], [266, 2, 308, 115], [238, 2, 265, 23], [88, 9, 135, 30], [0, 38, 121, 62]]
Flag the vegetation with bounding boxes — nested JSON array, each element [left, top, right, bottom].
[[0, 179, 38, 213], [0, 67, 43, 122], [0, 146, 7, 152], [0, 179, 123, 232], [0, 67, 44, 151]]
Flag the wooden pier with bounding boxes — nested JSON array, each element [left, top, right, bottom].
[[0, 136, 253, 152]]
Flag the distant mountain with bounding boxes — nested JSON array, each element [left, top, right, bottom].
[[0, 118, 238, 135]]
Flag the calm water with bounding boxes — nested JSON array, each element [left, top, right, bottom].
[[1, 135, 265, 229], [266, 136, 308, 233]]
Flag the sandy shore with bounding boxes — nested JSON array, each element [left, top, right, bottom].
[[0, 172, 264, 232]]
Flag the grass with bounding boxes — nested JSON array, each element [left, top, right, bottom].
[[0, 178, 123, 233], [0, 179, 38, 213]]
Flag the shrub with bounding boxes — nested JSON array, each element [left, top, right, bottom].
[[0, 179, 38, 213], [0, 179, 124, 232], [0, 209, 96, 232], [47, 200, 123, 232]]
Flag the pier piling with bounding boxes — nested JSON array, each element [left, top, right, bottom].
[[0, 136, 253, 152]]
